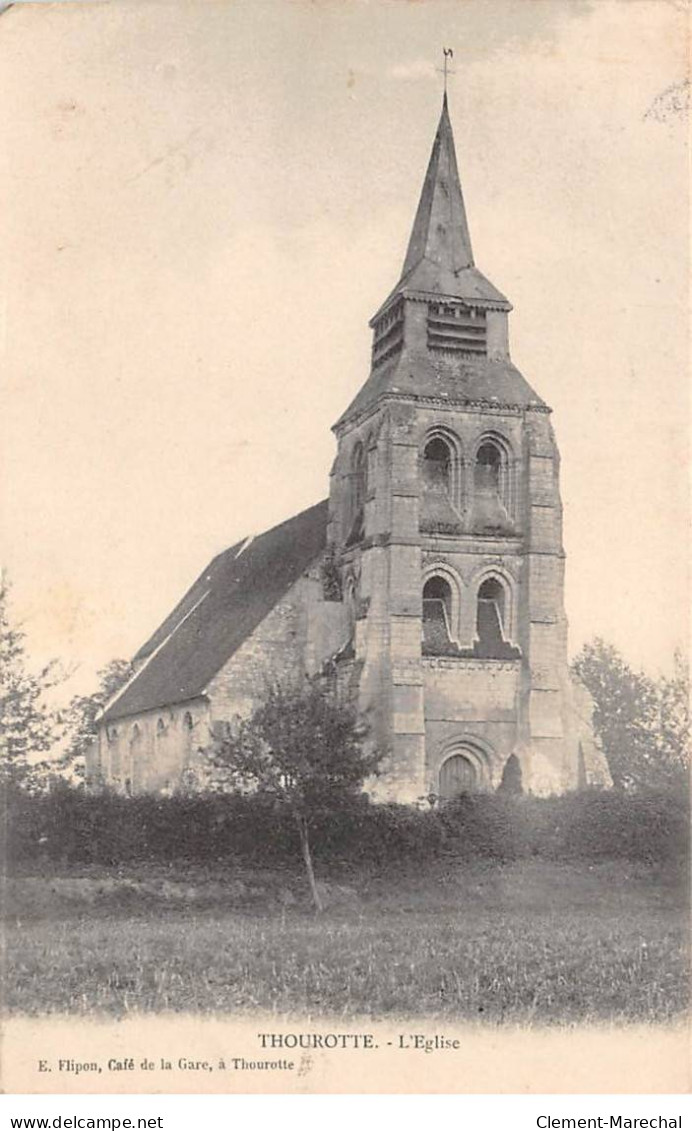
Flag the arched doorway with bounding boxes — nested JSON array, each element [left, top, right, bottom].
[[438, 746, 487, 799]]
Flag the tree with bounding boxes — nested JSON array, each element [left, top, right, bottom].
[[497, 752, 523, 795], [0, 573, 65, 789], [62, 658, 134, 781], [572, 638, 689, 791], [653, 650, 690, 789], [209, 679, 378, 911]]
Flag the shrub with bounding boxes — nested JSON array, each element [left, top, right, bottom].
[[3, 782, 688, 871]]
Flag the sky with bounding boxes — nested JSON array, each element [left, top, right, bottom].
[[0, 0, 688, 696]]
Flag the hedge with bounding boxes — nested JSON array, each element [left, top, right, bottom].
[[2, 782, 688, 869]]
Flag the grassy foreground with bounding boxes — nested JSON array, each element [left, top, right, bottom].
[[4, 859, 688, 1025]]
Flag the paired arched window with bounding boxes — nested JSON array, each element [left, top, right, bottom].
[[475, 575, 520, 659], [473, 435, 512, 531], [420, 429, 463, 530], [476, 577, 506, 652], [421, 569, 520, 660], [422, 576, 453, 651], [422, 436, 452, 494], [475, 441, 501, 493], [419, 428, 513, 532]]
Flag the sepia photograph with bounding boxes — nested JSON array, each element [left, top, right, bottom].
[[0, 0, 689, 1096]]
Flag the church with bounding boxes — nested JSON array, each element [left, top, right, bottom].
[[93, 94, 611, 802]]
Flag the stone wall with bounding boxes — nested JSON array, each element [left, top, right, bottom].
[[207, 569, 348, 727], [95, 697, 210, 794], [327, 386, 612, 802], [423, 658, 520, 791]]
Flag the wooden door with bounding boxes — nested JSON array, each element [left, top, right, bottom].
[[439, 753, 477, 799]]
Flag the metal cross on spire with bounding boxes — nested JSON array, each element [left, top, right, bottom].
[[439, 47, 455, 96]]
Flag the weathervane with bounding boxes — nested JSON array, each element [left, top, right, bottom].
[[439, 47, 455, 96]]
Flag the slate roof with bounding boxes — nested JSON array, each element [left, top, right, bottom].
[[372, 94, 510, 322], [102, 500, 328, 723], [373, 263, 510, 322], [335, 348, 546, 429], [334, 98, 541, 429], [403, 93, 475, 279]]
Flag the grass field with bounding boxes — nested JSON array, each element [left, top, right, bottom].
[[4, 858, 688, 1025]]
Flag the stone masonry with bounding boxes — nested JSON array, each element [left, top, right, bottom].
[[94, 95, 611, 801]]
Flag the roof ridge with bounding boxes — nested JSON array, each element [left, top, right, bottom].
[[101, 500, 329, 723]]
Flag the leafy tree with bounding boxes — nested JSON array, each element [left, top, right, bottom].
[[62, 658, 133, 781], [572, 638, 689, 791], [0, 574, 65, 789], [209, 679, 378, 911], [654, 650, 690, 788]]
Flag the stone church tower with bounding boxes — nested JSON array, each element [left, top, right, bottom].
[[95, 95, 610, 801], [325, 94, 608, 801]]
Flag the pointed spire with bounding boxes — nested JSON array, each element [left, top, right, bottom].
[[401, 94, 474, 279]]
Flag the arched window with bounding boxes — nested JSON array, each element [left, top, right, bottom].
[[475, 441, 501, 493], [346, 442, 366, 544], [181, 711, 195, 774], [475, 576, 520, 660], [108, 728, 121, 783], [420, 429, 463, 530], [422, 576, 453, 652], [128, 723, 142, 794], [352, 442, 366, 512], [156, 718, 166, 738], [422, 436, 451, 494], [473, 436, 512, 531]]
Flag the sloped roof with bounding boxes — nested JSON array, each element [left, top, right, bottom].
[[403, 93, 475, 278], [374, 264, 510, 323], [372, 95, 510, 322], [102, 500, 328, 723], [335, 348, 546, 430]]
